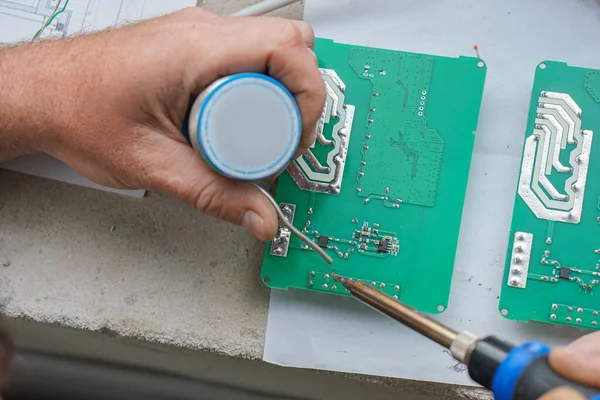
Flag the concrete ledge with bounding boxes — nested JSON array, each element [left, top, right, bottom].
[[5, 316, 490, 400], [0, 169, 491, 399], [0, 170, 268, 359]]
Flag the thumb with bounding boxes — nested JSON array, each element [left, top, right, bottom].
[[539, 387, 588, 400], [549, 332, 600, 389], [144, 139, 278, 241]]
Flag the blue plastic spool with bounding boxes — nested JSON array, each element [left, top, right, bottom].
[[183, 73, 302, 181]]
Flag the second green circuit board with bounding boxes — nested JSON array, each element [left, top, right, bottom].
[[500, 61, 600, 330], [260, 38, 486, 313]]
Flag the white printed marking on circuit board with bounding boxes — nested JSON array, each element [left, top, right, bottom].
[[507, 232, 533, 289], [518, 92, 593, 223], [287, 69, 355, 195]]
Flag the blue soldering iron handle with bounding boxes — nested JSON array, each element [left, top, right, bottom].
[[490, 341, 599, 400]]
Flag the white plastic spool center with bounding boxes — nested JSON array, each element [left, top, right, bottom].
[[188, 73, 302, 181]]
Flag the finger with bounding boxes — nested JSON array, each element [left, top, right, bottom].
[[242, 18, 315, 49], [184, 17, 325, 149], [290, 20, 315, 49], [266, 41, 324, 149], [549, 332, 600, 389], [166, 6, 220, 23], [143, 137, 278, 241], [538, 387, 588, 400], [176, 11, 315, 51], [293, 147, 307, 160]]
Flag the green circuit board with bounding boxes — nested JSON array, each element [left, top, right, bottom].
[[499, 61, 600, 329], [260, 38, 486, 313]]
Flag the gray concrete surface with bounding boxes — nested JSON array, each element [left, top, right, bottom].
[[0, 1, 491, 399], [0, 170, 268, 358], [0, 169, 489, 399]]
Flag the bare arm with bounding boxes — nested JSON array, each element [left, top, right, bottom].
[[0, 44, 46, 161], [0, 8, 325, 241]]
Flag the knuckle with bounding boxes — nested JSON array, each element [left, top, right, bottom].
[[309, 49, 319, 66], [177, 6, 218, 21], [299, 21, 315, 36], [277, 19, 304, 46], [316, 78, 327, 104], [296, 21, 315, 41], [309, 75, 327, 108], [192, 179, 227, 219]]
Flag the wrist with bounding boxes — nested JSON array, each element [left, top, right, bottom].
[[0, 44, 62, 161]]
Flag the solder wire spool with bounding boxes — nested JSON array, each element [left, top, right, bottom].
[[183, 73, 332, 265], [184, 73, 301, 181]]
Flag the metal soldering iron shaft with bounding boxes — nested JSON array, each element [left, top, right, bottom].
[[332, 274, 457, 348], [332, 275, 600, 400]]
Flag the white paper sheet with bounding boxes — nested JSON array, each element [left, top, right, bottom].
[[0, 0, 195, 196], [1, 155, 145, 197], [264, 0, 600, 385]]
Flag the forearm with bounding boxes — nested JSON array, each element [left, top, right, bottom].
[[0, 9, 323, 242], [0, 44, 63, 162]]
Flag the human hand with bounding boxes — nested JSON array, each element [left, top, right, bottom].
[[539, 332, 600, 400], [0, 8, 325, 241]]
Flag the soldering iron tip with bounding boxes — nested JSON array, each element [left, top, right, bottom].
[[331, 273, 350, 288]]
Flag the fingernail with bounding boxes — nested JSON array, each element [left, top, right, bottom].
[[242, 211, 266, 241]]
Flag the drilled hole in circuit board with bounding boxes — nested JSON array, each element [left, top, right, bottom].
[[437, 305, 445, 312], [477, 61, 484, 68], [539, 63, 547, 70], [263, 276, 270, 283], [501, 308, 509, 316]]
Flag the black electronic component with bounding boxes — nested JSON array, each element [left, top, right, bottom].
[[559, 267, 571, 280], [377, 240, 389, 253], [354, 231, 361, 239], [318, 236, 329, 248]]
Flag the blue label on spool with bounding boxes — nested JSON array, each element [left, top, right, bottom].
[[184, 73, 302, 181], [181, 107, 192, 142]]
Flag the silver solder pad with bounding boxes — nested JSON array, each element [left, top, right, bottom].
[[270, 203, 296, 257], [507, 232, 533, 289], [287, 69, 355, 195], [518, 92, 593, 224]]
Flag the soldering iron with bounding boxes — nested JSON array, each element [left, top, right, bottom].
[[332, 274, 600, 400]]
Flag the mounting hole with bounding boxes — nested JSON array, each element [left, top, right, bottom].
[[477, 61, 485, 68], [263, 276, 270, 283], [539, 63, 547, 70], [501, 308, 509, 316], [437, 305, 445, 312]]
